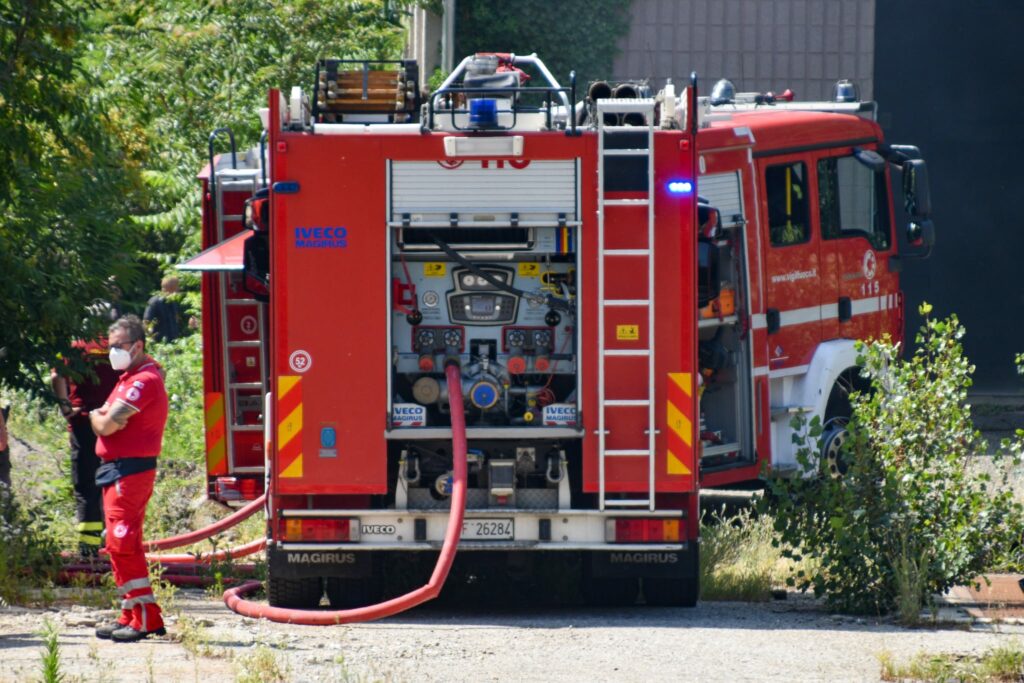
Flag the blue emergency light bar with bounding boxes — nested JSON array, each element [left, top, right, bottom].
[[667, 180, 693, 194]]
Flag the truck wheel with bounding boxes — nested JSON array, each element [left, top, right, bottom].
[[821, 422, 849, 478], [820, 368, 868, 477], [643, 577, 699, 607], [267, 575, 323, 608], [325, 577, 379, 609]]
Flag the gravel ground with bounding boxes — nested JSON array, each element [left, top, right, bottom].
[[1, 591, 1023, 683], [2, 413, 1024, 682]]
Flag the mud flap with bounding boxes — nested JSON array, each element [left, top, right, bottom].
[[268, 546, 373, 579], [587, 543, 698, 580]]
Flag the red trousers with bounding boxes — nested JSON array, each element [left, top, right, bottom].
[[102, 468, 163, 632]]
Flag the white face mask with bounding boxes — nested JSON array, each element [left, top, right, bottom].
[[109, 344, 134, 371]]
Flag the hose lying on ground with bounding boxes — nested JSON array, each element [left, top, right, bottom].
[[222, 361, 469, 625]]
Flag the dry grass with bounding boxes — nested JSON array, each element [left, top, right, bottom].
[[879, 640, 1024, 682], [700, 506, 798, 601]]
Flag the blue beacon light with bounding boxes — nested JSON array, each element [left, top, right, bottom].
[[667, 180, 694, 194]]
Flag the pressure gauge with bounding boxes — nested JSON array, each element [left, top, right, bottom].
[[421, 290, 440, 308]]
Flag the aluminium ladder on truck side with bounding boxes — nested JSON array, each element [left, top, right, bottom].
[[596, 98, 658, 512], [212, 165, 268, 476]]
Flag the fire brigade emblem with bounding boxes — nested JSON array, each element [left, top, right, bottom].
[[113, 522, 129, 539], [288, 350, 313, 373], [862, 250, 877, 280], [240, 315, 258, 335], [126, 387, 141, 402], [437, 159, 464, 170]]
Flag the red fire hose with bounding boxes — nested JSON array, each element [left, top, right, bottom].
[[148, 537, 266, 564], [144, 494, 266, 551], [222, 362, 469, 624]]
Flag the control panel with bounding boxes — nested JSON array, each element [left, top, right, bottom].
[[389, 231, 578, 429]]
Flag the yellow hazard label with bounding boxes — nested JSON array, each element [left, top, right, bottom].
[[616, 324, 640, 341], [518, 263, 541, 277], [423, 263, 446, 277]]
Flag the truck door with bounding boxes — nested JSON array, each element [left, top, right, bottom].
[[815, 152, 896, 342], [759, 157, 824, 371]]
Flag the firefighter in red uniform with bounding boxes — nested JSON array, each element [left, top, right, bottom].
[[90, 315, 169, 642]]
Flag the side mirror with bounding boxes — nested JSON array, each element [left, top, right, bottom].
[[902, 159, 931, 219], [906, 219, 935, 249], [243, 232, 270, 302]]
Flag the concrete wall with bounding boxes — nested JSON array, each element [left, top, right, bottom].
[[612, 0, 875, 101], [876, 1, 1024, 393]]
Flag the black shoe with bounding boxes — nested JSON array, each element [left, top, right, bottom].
[[95, 622, 127, 640], [110, 625, 166, 642]]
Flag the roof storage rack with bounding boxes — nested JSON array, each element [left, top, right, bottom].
[[425, 53, 577, 135], [312, 59, 420, 124]]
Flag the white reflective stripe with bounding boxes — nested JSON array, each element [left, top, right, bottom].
[[753, 366, 769, 377], [850, 296, 882, 315], [752, 295, 892, 331], [122, 594, 157, 609], [769, 365, 810, 378], [119, 577, 152, 593]]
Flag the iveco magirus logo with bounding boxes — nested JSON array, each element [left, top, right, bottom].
[[287, 552, 355, 564], [610, 552, 679, 564]]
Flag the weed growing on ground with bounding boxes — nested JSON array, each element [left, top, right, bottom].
[[235, 645, 288, 683], [699, 506, 792, 601], [38, 619, 65, 683], [879, 640, 1024, 682], [174, 615, 222, 660]]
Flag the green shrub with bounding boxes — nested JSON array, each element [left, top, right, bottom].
[[763, 306, 1024, 616], [0, 484, 62, 606]]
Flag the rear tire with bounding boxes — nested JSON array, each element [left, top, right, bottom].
[[643, 577, 699, 607], [267, 575, 323, 608]]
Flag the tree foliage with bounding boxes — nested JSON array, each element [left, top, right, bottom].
[[763, 306, 1024, 616], [0, 0, 142, 388], [454, 0, 633, 92], [0, 0, 406, 390]]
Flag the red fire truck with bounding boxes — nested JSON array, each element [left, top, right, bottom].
[[181, 54, 933, 608]]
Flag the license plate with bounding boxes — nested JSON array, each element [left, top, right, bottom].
[[461, 518, 514, 540]]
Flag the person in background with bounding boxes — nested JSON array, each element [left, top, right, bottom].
[[143, 275, 182, 342], [91, 315, 168, 642], [0, 405, 10, 488], [51, 339, 120, 556]]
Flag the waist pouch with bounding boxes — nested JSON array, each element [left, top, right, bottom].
[[95, 457, 157, 487]]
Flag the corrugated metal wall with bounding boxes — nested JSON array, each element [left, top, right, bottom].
[[612, 0, 875, 101]]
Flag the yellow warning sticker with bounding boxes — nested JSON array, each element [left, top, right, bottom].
[[616, 324, 640, 340], [423, 263, 446, 277], [518, 263, 541, 277]]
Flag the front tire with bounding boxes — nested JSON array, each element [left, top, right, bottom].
[[821, 421, 849, 478]]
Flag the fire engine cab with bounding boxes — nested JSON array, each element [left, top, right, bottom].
[[181, 54, 933, 608]]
